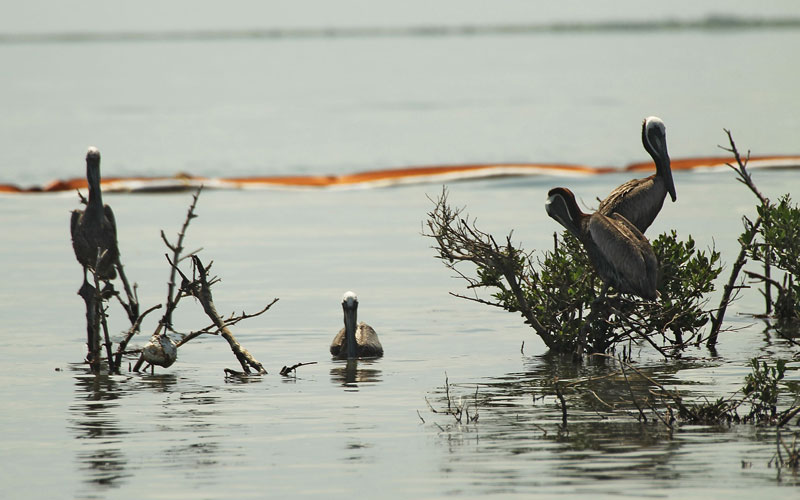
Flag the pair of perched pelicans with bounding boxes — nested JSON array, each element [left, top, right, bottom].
[[71, 116, 671, 362], [70, 148, 383, 361], [546, 116, 675, 301]]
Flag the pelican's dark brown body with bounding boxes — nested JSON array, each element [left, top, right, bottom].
[[598, 117, 676, 234], [70, 147, 119, 280], [330, 322, 384, 358], [546, 187, 658, 300]]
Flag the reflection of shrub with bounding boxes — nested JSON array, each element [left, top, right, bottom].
[[743, 358, 787, 421], [425, 189, 721, 356]]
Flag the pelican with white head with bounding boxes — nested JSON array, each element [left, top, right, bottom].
[[597, 116, 676, 234], [70, 146, 120, 281], [330, 291, 384, 359]]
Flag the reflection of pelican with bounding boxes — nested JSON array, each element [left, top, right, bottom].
[[598, 116, 676, 233], [330, 359, 383, 386], [70, 147, 119, 280], [546, 187, 658, 300], [330, 291, 383, 359]]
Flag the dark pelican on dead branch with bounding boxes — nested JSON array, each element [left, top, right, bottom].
[[330, 291, 384, 359], [546, 187, 659, 300], [597, 116, 676, 233], [70, 147, 119, 281]]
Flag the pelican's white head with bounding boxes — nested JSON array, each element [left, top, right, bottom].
[[85, 146, 102, 190], [641, 116, 675, 202], [644, 116, 666, 138], [342, 291, 358, 309]]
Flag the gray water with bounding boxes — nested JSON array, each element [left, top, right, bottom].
[[2, 5, 800, 499]]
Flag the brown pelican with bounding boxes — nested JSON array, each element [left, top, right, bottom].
[[330, 291, 384, 359], [597, 116, 676, 233], [546, 187, 658, 300], [70, 147, 119, 281]]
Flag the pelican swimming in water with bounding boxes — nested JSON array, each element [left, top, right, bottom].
[[546, 187, 658, 300], [597, 116, 676, 233], [70, 147, 119, 281], [330, 291, 384, 359]]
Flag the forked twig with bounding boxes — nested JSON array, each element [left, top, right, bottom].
[[280, 362, 317, 376]]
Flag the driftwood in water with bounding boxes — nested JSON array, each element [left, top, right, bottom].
[[163, 255, 276, 375], [280, 362, 317, 376], [71, 180, 280, 375]]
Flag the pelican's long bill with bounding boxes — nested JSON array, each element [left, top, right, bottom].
[[342, 291, 359, 359], [545, 187, 581, 239], [643, 116, 676, 202]]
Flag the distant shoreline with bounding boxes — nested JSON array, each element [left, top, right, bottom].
[[3, 15, 800, 44]]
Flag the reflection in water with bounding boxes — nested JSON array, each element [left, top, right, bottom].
[[69, 368, 133, 490], [329, 359, 383, 387], [69, 368, 230, 495], [424, 352, 724, 492]]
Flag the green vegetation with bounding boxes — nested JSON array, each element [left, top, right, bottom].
[[426, 131, 799, 358], [425, 191, 721, 356], [749, 194, 800, 324]]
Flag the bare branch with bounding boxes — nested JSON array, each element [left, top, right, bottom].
[[280, 362, 318, 376], [178, 255, 270, 374], [113, 303, 163, 371], [163, 186, 203, 329]]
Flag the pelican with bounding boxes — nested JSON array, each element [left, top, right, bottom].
[[546, 187, 658, 300], [330, 291, 383, 359], [597, 116, 676, 233], [70, 147, 119, 281]]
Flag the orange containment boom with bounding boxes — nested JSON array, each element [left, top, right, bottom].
[[2, 155, 799, 194]]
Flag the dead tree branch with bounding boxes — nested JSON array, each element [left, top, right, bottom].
[[709, 130, 770, 345], [177, 255, 273, 374], [114, 259, 139, 325], [161, 186, 203, 330], [78, 280, 101, 372], [113, 303, 162, 371], [424, 188, 554, 346]]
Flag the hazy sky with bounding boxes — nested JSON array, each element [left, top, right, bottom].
[[2, 0, 798, 33]]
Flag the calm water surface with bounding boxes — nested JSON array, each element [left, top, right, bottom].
[[1, 13, 799, 500], [2, 173, 799, 499]]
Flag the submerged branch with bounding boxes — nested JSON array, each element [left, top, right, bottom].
[[280, 362, 318, 376]]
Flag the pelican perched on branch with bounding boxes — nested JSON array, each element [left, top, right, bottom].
[[70, 147, 119, 281], [546, 187, 658, 300], [330, 291, 383, 359], [598, 116, 676, 233]]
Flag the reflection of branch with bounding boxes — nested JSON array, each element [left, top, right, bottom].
[[594, 353, 706, 424], [554, 383, 568, 428], [618, 355, 647, 423]]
